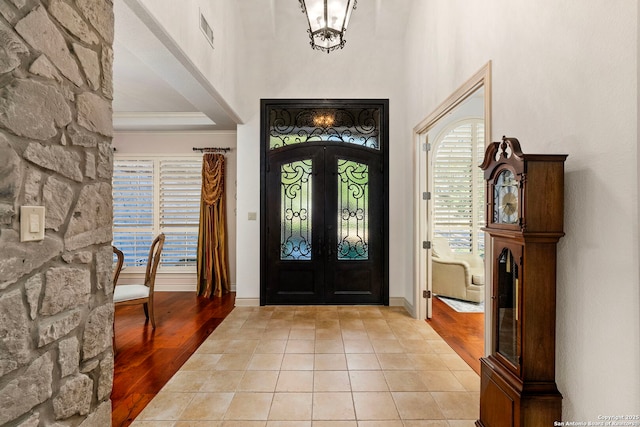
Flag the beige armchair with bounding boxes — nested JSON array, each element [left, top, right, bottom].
[[432, 237, 485, 303]]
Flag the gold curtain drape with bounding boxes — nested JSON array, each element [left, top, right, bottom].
[[196, 153, 230, 298]]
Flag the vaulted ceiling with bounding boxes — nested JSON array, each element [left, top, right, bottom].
[[112, 0, 412, 131]]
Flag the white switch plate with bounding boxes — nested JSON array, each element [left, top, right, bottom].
[[247, 212, 257, 221], [20, 206, 45, 242]]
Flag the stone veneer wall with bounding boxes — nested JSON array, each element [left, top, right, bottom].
[[0, 0, 114, 425]]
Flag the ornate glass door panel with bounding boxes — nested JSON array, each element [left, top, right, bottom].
[[266, 147, 325, 303], [261, 99, 388, 305], [280, 160, 313, 261], [337, 160, 369, 261], [324, 147, 383, 303]]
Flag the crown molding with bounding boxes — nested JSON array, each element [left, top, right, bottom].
[[113, 111, 217, 131]]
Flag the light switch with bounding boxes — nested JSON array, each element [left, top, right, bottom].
[[30, 214, 39, 232], [20, 206, 45, 242], [247, 212, 257, 221]]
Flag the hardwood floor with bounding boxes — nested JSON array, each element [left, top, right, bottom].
[[111, 291, 235, 427], [427, 296, 484, 374]]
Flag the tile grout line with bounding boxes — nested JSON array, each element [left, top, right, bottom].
[[134, 306, 478, 425]]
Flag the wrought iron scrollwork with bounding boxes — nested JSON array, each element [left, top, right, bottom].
[[280, 160, 313, 260], [269, 107, 380, 150], [337, 160, 368, 260]]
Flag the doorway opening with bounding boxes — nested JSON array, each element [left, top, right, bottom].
[[427, 115, 486, 373], [413, 63, 492, 372], [260, 99, 389, 305]]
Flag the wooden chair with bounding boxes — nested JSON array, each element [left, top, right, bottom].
[[112, 245, 124, 352], [112, 246, 124, 286], [113, 233, 165, 329]]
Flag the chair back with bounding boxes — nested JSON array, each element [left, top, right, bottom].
[[144, 233, 165, 291], [112, 246, 124, 286]]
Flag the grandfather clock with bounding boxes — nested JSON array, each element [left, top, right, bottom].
[[477, 137, 567, 427]]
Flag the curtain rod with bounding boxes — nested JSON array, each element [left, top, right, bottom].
[[192, 147, 232, 153]]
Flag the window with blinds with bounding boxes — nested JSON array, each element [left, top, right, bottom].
[[432, 119, 485, 255], [113, 156, 202, 269]]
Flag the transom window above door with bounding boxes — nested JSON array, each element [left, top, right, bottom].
[[268, 106, 382, 150]]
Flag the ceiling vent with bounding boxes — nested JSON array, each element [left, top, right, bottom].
[[200, 10, 214, 49]]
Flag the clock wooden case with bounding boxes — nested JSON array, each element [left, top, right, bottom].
[[477, 137, 567, 427]]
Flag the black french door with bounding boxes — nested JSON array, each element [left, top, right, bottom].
[[260, 100, 389, 305]]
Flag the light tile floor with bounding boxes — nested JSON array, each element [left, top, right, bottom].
[[132, 305, 479, 427]]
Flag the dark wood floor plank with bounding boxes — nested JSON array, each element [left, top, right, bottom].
[[427, 296, 484, 374], [111, 291, 235, 427], [111, 393, 155, 427]]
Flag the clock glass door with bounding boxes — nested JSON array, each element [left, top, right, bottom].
[[494, 169, 519, 225], [495, 244, 522, 369]]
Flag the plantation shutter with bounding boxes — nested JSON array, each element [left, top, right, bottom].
[[433, 120, 485, 255], [112, 159, 155, 266], [159, 160, 201, 227], [159, 160, 202, 267], [112, 156, 202, 269]]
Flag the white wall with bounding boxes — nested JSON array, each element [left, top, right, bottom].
[[112, 131, 238, 290], [405, 0, 639, 419], [132, 0, 242, 118], [427, 91, 484, 144], [234, 1, 412, 305]]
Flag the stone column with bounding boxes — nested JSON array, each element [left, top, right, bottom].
[[0, 0, 114, 425]]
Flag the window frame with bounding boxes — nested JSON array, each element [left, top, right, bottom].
[[112, 154, 203, 274]]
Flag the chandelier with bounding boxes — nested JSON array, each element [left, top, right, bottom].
[[299, 0, 357, 53]]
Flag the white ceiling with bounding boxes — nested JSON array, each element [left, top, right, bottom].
[[113, 0, 224, 131], [112, 0, 413, 131], [113, 41, 198, 113]]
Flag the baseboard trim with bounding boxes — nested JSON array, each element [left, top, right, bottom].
[[404, 298, 417, 318], [389, 297, 416, 318], [388, 297, 405, 306], [118, 272, 236, 293], [235, 298, 260, 306]]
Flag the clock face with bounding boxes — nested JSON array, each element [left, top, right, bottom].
[[494, 169, 519, 224]]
